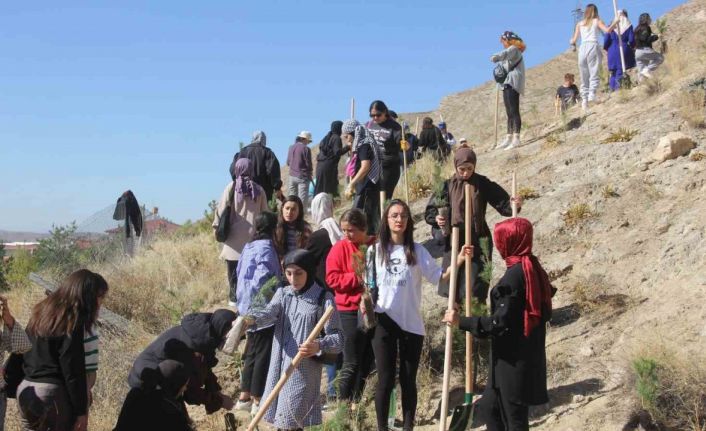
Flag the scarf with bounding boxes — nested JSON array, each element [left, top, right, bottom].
[[493, 218, 552, 337], [342, 119, 381, 184], [251, 130, 267, 147], [320, 121, 343, 157], [448, 147, 478, 227], [233, 158, 260, 205], [157, 360, 189, 398], [283, 249, 317, 293], [311, 193, 343, 244], [615, 11, 632, 35]]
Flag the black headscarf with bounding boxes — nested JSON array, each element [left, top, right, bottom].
[[283, 249, 317, 294], [157, 360, 189, 398], [210, 309, 237, 342]]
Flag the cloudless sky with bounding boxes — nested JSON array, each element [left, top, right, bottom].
[[0, 0, 682, 232]]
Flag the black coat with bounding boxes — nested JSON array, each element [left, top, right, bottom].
[[459, 264, 549, 406], [114, 387, 192, 431], [230, 144, 283, 201], [315, 133, 348, 195], [113, 190, 143, 238], [306, 228, 333, 288], [424, 175, 513, 259], [418, 127, 449, 159], [128, 313, 226, 413]]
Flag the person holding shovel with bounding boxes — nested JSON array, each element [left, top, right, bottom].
[[369, 200, 471, 431], [245, 249, 343, 430], [443, 217, 554, 431], [424, 147, 521, 304]]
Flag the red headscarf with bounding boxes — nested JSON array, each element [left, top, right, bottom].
[[493, 218, 552, 337]]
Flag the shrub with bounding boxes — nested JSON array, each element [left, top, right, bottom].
[[543, 133, 562, 149], [518, 187, 540, 200], [563, 203, 594, 227], [4, 250, 38, 290], [602, 184, 619, 198], [690, 152, 706, 161], [407, 154, 452, 201], [602, 128, 639, 144], [678, 88, 706, 128], [643, 77, 665, 96], [176, 200, 218, 237], [34, 223, 84, 278]]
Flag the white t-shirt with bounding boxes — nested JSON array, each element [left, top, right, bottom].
[[367, 242, 443, 336]]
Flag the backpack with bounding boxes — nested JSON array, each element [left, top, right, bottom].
[[493, 55, 522, 84]]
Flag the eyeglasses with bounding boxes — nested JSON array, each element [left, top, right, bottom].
[[387, 213, 409, 220], [370, 112, 383, 118]]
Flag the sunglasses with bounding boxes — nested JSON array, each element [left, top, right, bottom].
[[369, 112, 383, 118]]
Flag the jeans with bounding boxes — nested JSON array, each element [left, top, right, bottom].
[[337, 311, 374, 402], [371, 313, 424, 431], [288, 176, 310, 210], [503, 85, 521, 134]]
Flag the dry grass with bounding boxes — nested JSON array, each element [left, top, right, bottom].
[[517, 186, 540, 200], [602, 128, 639, 144], [628, 344, 706, 430], [679, 88, 706, 128], [643, 77, 666, 96], [664, 48, 688, 81], [406, 154, 453, 201], [691, 151, 706, 162], [563, 203, 595, 227], [602, 184, 619, 198], [543, 133, 562, 150], [93, 232, 226, 333]]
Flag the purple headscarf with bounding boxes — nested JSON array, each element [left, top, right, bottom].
[[233, 158, 260, 204]]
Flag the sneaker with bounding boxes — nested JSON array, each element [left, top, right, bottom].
[[496, 134, 512, 150], [581, 100, 588, 112], [505, 134, 520, 150], [641, 69, 653, 79], [235, 399, 252, 412], [250, 401, 260, 416]]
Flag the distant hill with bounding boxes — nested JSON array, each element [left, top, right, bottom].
[[0, 230, 50, 243]]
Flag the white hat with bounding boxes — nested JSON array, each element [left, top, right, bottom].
[[297, 130, 312, 141], [459, 137, 468, 143]]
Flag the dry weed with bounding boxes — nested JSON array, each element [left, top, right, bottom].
[[629, 345, 706, 430], [690, 151, 706, 161], [664, 48, 687, 81], [563, 203, 595, 227], [543, 133, 562, 150], [602, 184, 619, 198], [679, 88, 706, 128], [643, 77, 666, 96], [518, 186, 540, 200], [406, 154, 453, 201], [602, 128, 639, 144]]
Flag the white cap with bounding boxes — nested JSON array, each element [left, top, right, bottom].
[[459, 137, 468, 143], [297, 130, 312, 141]]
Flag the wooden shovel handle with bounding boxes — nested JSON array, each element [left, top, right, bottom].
[[464, 184, 473, 395], [439, 228, 460, 431], [246, 306, 334, 431]]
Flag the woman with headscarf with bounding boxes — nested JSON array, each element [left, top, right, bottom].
[[604, 9, 636, 91], [307, 192, 344, 401], [491, 31, 526, 150], [114, 360, 192, 431], [424, 147, 521, 303], [342, 119, 382, 235], [315, 121, 350, 196], [444, 218, 554, 431], [213, 158, 268, 306], [245, 249, 343, 430], [127, 309, 237, 415]]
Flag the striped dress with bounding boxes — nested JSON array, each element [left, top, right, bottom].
[[251, 283, 343, 429]]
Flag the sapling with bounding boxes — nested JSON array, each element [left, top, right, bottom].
[[431, 164, 451, 237]]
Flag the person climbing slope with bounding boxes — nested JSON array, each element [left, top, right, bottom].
[[570, 4, 618, 110], [604, 9, 636, 91], [443, 218, 554, 431]]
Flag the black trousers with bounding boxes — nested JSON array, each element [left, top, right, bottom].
[[380, 161, 400, 201], [503, 85, 522, 134], [338, 311, 374, 402], [371, 313, 424, 431], [479, 387, 529, 431], [240, 326, 275, 397], [354, 185, 380, 235], [226, 260, 239, 303]]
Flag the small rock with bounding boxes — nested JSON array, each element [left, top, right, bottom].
[[580, 345, 595, 357], [620, 220, 630, 228], [572, 394, 585, 404], [652, 132, 697, 163], [655, 223, 670, 234]]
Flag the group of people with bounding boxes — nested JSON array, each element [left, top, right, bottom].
[[202, 103, 554, 431], [569, 4, 664, 111]]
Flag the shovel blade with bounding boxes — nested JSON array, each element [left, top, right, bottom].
[[448, 403, 472, 431]]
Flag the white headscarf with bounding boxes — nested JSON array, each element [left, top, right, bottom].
[[311, 193, 343, 245], [616, 10, 632, 35]]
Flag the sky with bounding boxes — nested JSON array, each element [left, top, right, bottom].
[[0, 0, 683, 232]]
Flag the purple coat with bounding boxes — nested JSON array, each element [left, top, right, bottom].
[[604, 27, 636, 71], [236, 239, 282, 318]]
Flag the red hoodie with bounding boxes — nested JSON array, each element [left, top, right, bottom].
[[325, 238, 369, 312]]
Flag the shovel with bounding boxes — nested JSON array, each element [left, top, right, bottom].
[[439, 227, 460, 431], [449, 184, 475, 431], [246, 306, 334, 431]]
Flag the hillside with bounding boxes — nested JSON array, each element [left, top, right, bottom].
[[2, 1, 704, 430]]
